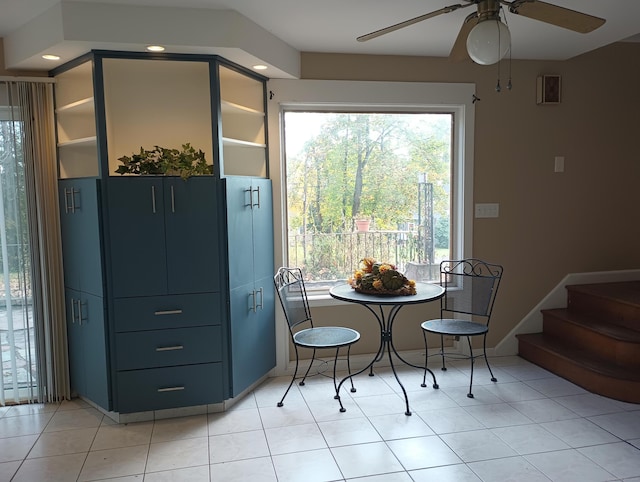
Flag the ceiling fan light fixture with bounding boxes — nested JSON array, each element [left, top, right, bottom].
[[466, 18, 511, 65]]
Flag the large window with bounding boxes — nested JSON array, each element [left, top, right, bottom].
[[283, 111, 452, 288]]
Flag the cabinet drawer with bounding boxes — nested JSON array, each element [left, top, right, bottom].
[[116, 326, 222, 370], [116, 363, 223, 413], [113, 293, 222, 332]]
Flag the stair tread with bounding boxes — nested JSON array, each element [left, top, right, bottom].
[[541, 308, 640, 341], [567, 281, 640, 308], [516, 333, 640, 380]]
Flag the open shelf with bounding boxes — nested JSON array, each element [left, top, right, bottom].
[[58, 136, 97, 148], [221, 100, 264, 117], [222, 137, 266, 149], [56, 97, 95, 114]]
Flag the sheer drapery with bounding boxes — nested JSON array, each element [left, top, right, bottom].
[[0, 79, 69, 405]]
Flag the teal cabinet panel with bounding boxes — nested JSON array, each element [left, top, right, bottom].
[[113, 293, 222, 332], [116, 326, 222, 370], [164, 177, 221, 294], [107, 177, 167, 297], [82, 292, 110, 408], [59, 179, 104, 296], [225, 177, 275, 397], [116, 363, 224, 413], [228, 278, 276, 396], [65, 288, 85, 397], [225, 177, 255, 290], [250, 179, 274, 282], [65, 288, 110, 409], [108, 176, 220, 298]]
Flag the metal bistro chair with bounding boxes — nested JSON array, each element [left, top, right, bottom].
[[421, 259, 503, 398], [274, 267, 360, 407]]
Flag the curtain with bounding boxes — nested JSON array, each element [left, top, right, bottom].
[[0, 80, 69, 405]]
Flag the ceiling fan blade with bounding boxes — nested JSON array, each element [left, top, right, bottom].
[[357, 3, 473, 42], [507, 0, 606, 33], [449, 12, 478, 61]]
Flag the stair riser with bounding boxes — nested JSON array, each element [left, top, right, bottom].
[[568, 291, 640, 331], [518, 340, 640, 404], [543, 315, 640, 368]]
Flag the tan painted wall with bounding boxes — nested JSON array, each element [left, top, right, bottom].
[[300, 42, 640, 354]]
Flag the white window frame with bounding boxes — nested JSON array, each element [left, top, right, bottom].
[[266, 80, 476, 376]]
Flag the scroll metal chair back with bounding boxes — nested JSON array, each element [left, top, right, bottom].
[[274, 267, 360, 407], [421, 258, 503, 398]]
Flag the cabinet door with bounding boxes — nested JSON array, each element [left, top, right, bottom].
[[250, 179, 274, 282], [59, 179, 103, 295], [80, 292, 110, 408], [164, 177, 220, 294], [107, 177, 168, 297], [65, 288, 85, 397], [65, 289, 110, 409], [225, 177, 255, 290], [228, 279, 275, 396]]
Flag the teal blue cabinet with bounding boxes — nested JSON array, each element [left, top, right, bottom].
[[64, 288, 110, 408], [107, 176, 221, 298], [59, 180, 110, 408], [225, 177, 275, 396], [59, 179, 103, 296]]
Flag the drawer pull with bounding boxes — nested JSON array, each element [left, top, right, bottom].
[[157, 386, 185, 393], [155, 345, 184, 352], [154, 309, 183, 316]]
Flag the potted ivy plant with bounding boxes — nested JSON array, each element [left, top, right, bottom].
[[115, 143, 213, 180]]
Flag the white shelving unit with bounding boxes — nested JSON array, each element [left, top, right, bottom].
[[55, 63, 99, 178], [219, 65, 267, 177]]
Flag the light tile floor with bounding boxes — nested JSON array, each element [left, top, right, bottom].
[[1, 356, 639, 481]]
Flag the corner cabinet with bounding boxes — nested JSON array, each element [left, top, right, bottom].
[[225, 177, 275, 396], [53, 51, 274, 416]]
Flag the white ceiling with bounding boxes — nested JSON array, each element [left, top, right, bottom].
[[2, 0, 639, 77]]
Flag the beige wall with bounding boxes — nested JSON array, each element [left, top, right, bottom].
[[300, 42, 640, 354]]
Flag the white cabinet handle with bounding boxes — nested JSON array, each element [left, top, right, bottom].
[[76, 299, 83, 326], [157, 386, 185, 393], [155, 345, 184, 352], [154, 309, 183, 316]]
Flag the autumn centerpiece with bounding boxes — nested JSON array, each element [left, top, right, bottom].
[[350, 257, 416, 296]]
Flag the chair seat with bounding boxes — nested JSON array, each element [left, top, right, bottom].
[[294, 326, 360, 349], [421, 318, 488, 336]]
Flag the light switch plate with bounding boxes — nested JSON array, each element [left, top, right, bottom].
[[475, 203, 500, 218]]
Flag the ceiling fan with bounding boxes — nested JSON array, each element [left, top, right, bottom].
[[357, 0, 606, 65]]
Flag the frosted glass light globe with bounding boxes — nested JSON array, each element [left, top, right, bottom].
[[466, 19, 511, 65]]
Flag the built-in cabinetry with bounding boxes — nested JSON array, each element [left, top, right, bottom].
[[53, 52, 274, 416], [225, 177, 275, 396]]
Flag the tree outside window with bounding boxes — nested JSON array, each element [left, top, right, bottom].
[[284, 111, 452, 288]]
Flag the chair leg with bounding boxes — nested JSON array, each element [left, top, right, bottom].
[[299, 348, 317, 386], [278, 344, 300, 407], [332, 347, 340, 399], [483, 334, 497, 382], [440, 334, 447, 371], [466, 336, 475, 398], [346, 345, 356, 393], [421, 329, 429, 388]]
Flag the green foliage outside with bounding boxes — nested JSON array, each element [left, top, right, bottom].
[[285, 112, 452, 281]]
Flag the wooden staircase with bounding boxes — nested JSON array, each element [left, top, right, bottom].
[[517, 281, 640, 403]]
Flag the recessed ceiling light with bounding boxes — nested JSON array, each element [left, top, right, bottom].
[[146, 45, 165, 52], [42, 54, 60, 60], [253, 64, 268, 71]]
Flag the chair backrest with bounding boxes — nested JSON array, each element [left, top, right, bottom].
[[274, 267, 313, 332], [440, 259, 503, 325]]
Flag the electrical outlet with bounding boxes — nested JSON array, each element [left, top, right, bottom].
[[475, 203, 499, 218]]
